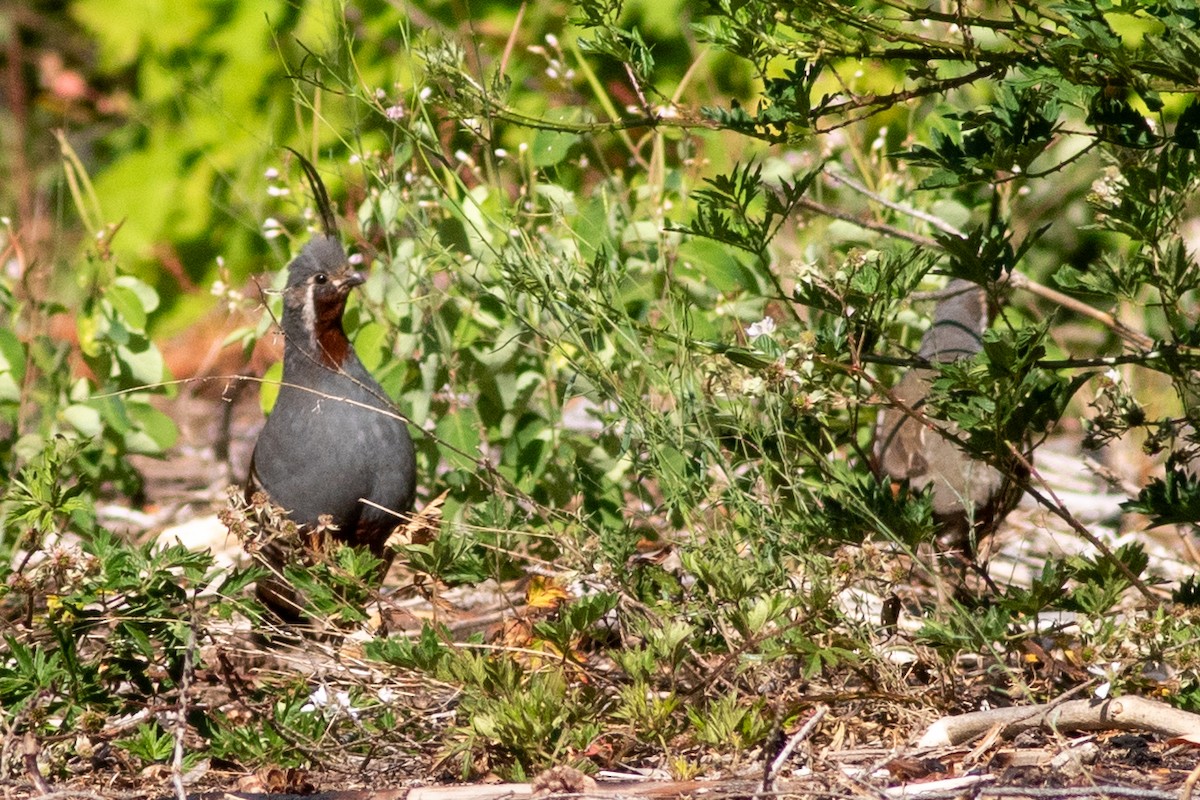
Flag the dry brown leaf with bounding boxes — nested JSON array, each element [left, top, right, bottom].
[[527, 575, 570, 610]]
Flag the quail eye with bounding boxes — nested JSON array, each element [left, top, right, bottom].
[[314, 273, 328, 284]]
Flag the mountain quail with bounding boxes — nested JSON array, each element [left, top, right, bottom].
[[873, 279, 1022, 550], [246, 151, 416, 622]]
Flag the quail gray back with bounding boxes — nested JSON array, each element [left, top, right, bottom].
[[874, 279, 1015, 547]]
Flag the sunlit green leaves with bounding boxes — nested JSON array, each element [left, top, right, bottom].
[[0, 330, 26, 404], [4, 437, 93, 538], [1125, 469, 1200, 527], [896, 85, 1061, 188]]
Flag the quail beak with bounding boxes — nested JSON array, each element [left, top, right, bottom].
[[337, 271, 366, 292]]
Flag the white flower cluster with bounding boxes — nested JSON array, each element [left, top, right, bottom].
[[1088, 166, 1126, 210]]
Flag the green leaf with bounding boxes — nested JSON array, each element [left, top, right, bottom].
[[1123, 469, 1200, 526], [0, 329, 25, 403], [114, 337, 167, 387], [107, 285, 148, 332], [260, 361, 283, 414], [436, 405, 482, 470], [62, 404, 104, 438], [531, 128, 580, 167], [353, 321, 388, 372], [125, 402, 179, 453]]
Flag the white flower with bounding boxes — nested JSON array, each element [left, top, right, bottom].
[[1088, 661, 1122, 699], [334, 690, 357, 718], [263, 167, 279, 180], [300, 685, 328, 713], [262, 217, 284, 239], [385, 105, 405, 121], [746, 317, 777, 338], [301, 685, 359, 719]]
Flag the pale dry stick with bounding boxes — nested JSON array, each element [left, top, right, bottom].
[[959, 680, 1099, 762], [918, 695, 1200, 748], [1179, 525, 1200, 569], [982, 789, 1175, 800], [824, 167, 969, 240], [14, 792, 146, 800], [878, 789, 1174, 800], [962, 719, 1007, 767], [23, 732, 52, 796], [496, 2, 526, 77], [883, 775, 995, 799], [1006, 271, 1156, 351], [1182, 757, 1200, 800], [757, 705, 829, 798]]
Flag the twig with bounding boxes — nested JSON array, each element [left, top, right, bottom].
[[1182, 758, 1200, 800], [1010, 444, 1158, 603], [170, 619, 197, 800], [884, 774, 994, 798], [980, 789, 1176, 800], [757, 704, 828, 798], [824, 168, 968, 240], [23, 732, 52, 796], [1007, 272, 1156, 351], [795, 196, 939, 249]]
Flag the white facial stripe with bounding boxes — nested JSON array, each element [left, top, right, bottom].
[[301, 281, 317, 348]]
